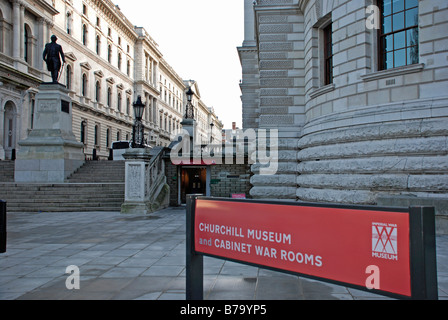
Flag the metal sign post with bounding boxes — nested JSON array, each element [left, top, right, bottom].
[[186, 195, 204, 300], [0, 201, 6, 254]]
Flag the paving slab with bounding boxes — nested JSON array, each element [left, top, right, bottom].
[[0, 207, 447, 301]]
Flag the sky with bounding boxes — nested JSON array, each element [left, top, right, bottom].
[[113, 0, 245, 129]]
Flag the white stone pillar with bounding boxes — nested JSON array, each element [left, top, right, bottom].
[[12, 0, 21, 59], [19, 2, 24, 59], [243, 0, 256, 46], [36, 18, 45, 71]]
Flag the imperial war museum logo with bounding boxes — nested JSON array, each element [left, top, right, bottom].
[[372, 222, 398, 261]]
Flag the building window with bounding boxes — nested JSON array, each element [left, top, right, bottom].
[[94, 125, 99, 146], [107, 87, 112, 107], [81, 73, 88, 97], [323, 23, 333, 85], [118, 52, 122, 70], [82, 24, 88, 46], [95, 81, 101, 102], [24, 24, 30, 64], [83, 4, 87, 16], [107, 44, 112, 63], [96, 35, 101, 55], [117, 92, 122, 112], [379, 0, 419, 70], [80, 121, 87, 144], [106, 128, 111, 148], [126, 97, 130, 115], [127, 60, 131, 76], [66, 65, 72, 90], [66, 12, 72, 34]]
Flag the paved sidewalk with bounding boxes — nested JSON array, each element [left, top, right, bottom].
[[0, 207, 447, 300]]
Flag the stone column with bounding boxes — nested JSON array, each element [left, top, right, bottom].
[[243, 0, 256, 46], [36, 18, 45, 72], [12, 0, 21, 59], [12, 0, 27, 72]]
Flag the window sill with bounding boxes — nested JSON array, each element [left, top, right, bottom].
[[361, 63, 425, 81], [309, 83, 335, 99]]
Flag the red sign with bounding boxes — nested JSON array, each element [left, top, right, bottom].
[[194, 199, 412, 297], [231, 194, 246, 199]]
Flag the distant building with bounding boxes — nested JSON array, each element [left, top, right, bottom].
[[0, 0, 223, 160], [239, 0, 448, 230]]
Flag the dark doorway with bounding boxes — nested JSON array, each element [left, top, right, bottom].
[[181, 167, 206, 204]]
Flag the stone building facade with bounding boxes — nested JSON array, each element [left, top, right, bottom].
[[0, 0, 223, 161], [239, 0, 448, 230]]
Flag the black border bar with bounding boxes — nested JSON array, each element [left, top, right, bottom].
[[0, 200, 6, 254], [186, 195, 438, 300]]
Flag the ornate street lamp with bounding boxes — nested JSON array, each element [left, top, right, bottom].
[[209, 122, 214, 143], [132, 96, 146, 148], [184, 87, 195, 119]]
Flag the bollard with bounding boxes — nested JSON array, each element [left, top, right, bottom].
[[0, 200, 6, 253]]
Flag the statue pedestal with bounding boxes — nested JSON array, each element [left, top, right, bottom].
[[14, 83, 84, 183]]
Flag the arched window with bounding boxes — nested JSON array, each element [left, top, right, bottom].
[[127, 60, 131, 76], [117, 52, 122, 70], [81, 73, 88, 96], [66, 64, 72, 90], [107, 87, 112, 107], [24, 24, 32, 65], [94, 125, 99, 146], [96, 35, 101, 55], [106, 128, 111, 148], [95, 81, 101, 102], [126, 97, 130, 115], [117, 92, 122, 112], [107, 44, 112, 63], [80, 121, 87, 144], [82, 24, 88, 46]]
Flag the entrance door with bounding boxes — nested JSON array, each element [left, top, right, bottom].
[[181, 167, 206, 203], [3, 102, 16, 160]]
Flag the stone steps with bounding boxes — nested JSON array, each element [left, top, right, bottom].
[[67, 161, 125, 183], [0, 160, 126, 212], [0, 161, 14, 183], [0, 183, 124, 212]]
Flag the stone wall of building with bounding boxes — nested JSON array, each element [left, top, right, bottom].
[[0, 0, 224, 162], [210, 163, 252, 198], [240, 0, 448, 231]]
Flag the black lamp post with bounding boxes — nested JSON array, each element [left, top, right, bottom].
[[132, 96, 146, 148], [209, 122, 214, 143], [185, 87, 195, 119]]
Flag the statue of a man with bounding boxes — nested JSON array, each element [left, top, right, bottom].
[[43, 35, 65, 84]]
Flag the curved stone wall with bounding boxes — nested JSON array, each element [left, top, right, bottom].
[[297, 98, 448, 204]]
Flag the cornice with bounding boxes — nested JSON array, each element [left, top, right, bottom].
[[88, 0, 138, 41]]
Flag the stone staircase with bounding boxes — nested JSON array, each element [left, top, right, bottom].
[[0, 161, 125, 213], [0, 161, 14, 183], [67, 161, 125, 183]]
